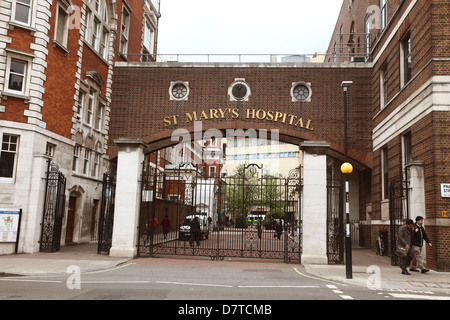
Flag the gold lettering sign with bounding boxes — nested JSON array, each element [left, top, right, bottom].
[[163, 108, 314, 131]]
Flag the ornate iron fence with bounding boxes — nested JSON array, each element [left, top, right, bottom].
[[40, 160, 66, 252]]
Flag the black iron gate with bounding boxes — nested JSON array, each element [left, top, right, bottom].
[[389, 172, 409, 266], [40, 160, 66, 252], [138, 159, 301, 263], [97, 171, 116, 254], [327, 179, 344, 264]]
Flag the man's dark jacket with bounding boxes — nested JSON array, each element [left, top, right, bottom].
[[411, 224, 430, 247]]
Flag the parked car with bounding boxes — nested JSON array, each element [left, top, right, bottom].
[[179, 215, 209, 240]]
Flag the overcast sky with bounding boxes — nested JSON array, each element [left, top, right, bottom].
[[157, 0, 344, 55]]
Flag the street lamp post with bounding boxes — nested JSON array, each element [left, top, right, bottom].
[[341, 81, 353, 279]]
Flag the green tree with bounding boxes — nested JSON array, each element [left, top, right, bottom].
[[221, 164, 286, 228]]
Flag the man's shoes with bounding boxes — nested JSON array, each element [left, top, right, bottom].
[[421, 269, 430, 274], [410, 268, 419, 272], [402, 269, 411, 275]]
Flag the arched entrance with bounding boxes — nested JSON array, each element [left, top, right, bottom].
[[106, 62, 372, 264], [137, 152, 302, 263], [107, 135, 357, 265]]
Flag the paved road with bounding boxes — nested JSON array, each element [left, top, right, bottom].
[[3, 256, 443, 302]]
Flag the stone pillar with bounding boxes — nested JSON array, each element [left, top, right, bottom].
[[109, 139, 147, 258], [301, 141, 330, 264], [406, 161, 427, 259], [406, 161, 426, 219]]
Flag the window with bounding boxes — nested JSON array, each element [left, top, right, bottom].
[[380, 0, 387, 31], [365, 15, 371, 57], [91, 18, 100, 49], [380, 65, 388, 109], [7, 59, 27, 94], [76, 91, 85, 120], [0, 135, 19, 179], [91, 152, 99, 178], [13, 0, 32, 25], [55, 3, 69, 47], [403, 132, 412, 165], [209, 166, 216, 179], [95, 101, 104, 131], [401, 35, 412, 86], [86, 90, 95, 126], [72, 145, 80, 172], [94, 0, 100, 12], [45, 142, 56, 157], [120, 7, 130, 55], [85, 0, 110, 58], [381, 147, 389, 200], [144, 21, 154, 52], [100, 28, 108, 59], [83, 149, 91, 175]]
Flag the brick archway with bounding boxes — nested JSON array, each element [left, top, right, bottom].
[[107, 62, 373, 262], [109, 62, 372, 168]]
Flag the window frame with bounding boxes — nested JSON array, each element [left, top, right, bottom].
[[84, 0, 110, 59], [402, 35, 412, 86], [11, 0, 33, 27], [381, 146, 389, 200], [0, 134, 19, 182], [54, 1, 70, 48], [72, 144, 80, 173], [120, 5, 131, 55], [380, 64, 388, 109], [3, 53, 32, 98], [380, 0, 387, 31]]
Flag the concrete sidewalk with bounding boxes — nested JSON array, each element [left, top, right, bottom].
[[1, 244, 449, 294], [305, 248, 450, 294], [0, 244, 129, 276]]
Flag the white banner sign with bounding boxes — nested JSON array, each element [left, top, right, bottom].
[[441, 184, 450, 198]]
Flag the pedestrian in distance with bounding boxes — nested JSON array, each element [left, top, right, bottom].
[[162, 214, 171, 240], [190, 216, 201, 247], [398, 219, 415, 275], [410, 216, 432, 274], [257, 220, 262, 239]]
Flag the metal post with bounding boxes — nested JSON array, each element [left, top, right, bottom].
[[341, 81, 353, 279]]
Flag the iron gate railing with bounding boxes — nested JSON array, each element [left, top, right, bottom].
[[97, 171, 116, 254], [389, 172, 409, 266], [138, 159, 302, 263], [40, 160, 66, 252], [327, 179, 344, 264]]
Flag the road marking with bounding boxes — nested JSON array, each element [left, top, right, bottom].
[[81, 280, 149, 284], [238, 285, 319, 288], [156, 281, 233, 288], [293, 268, 348, 286], [389, 293, 450, 300], [0, 279, 62, 283], [326, 284, 354, 300]]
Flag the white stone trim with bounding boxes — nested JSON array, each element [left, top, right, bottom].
[[372, 76, 450, 151]]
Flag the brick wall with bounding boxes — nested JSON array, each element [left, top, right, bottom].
[[109, 64, 373, 167]]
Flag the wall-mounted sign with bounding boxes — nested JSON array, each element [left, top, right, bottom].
[[163, 108, 314, 131], [441, 184, 450, 198], [0, 208, 21, 243]]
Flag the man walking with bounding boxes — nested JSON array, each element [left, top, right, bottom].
[[398, 219, 415, 275], [410, 216, 432, 273]]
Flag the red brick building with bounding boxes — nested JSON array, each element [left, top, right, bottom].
[[326, 0, 450, 271], [0, 0, 160, 254]]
